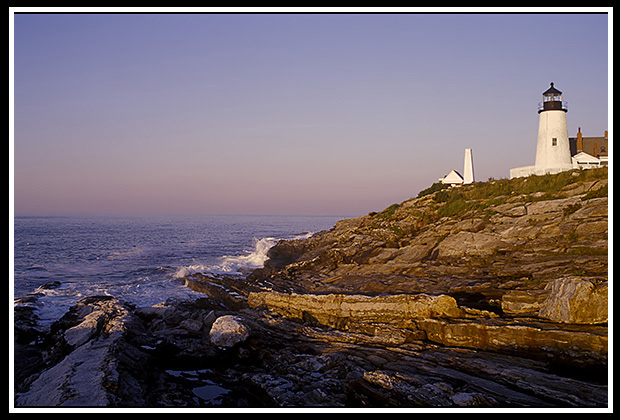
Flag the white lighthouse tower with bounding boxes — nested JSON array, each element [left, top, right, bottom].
[[510, 82, 574, 178], [534, 82, 572, 173]]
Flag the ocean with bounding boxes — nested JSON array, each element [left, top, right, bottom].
[[12, 214, 346, 325]]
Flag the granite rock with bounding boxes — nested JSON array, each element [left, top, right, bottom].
[[539, 277, 608, 324], [209, 315, 250, 348]]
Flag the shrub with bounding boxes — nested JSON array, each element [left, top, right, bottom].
[[417, 182, 448, 198], [371, 203, 401, 221], [433, 189, 453, 203]]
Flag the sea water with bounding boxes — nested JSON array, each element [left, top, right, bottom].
[[12, 214, 345, 324]]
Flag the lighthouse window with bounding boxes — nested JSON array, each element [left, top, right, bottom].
[[552, 138, 557, 146]]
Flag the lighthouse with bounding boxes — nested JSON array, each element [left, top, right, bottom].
[[510, 82, 575, 178], [533, 82, 572, 173]]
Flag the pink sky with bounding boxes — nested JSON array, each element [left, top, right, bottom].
[[11, 12, 609, 215]]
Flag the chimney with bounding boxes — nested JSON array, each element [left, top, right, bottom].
[[577, 127, 583, 151], [605, 130, 608, 138]]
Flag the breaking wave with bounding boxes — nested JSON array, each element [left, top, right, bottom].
[[217, 237, 279, 273], [173, 232, 313, 279]]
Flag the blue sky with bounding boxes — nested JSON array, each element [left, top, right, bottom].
[[11, 11, 610, 216]]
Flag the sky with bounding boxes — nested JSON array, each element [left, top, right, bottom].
[[10, 10, 610, 216]]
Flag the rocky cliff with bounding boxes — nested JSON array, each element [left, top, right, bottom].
[[250, 168, 608, 301], [14, 168, 609, 408], [242, 168, 609, 404]]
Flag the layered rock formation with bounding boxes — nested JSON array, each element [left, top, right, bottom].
[[246, 287, 607, 368], [247, 170, 607, 321], [14, 292, 608, 408], [14, 168, 608, 408], [247, 292, 468, 325], [250, 170, 608, 296]]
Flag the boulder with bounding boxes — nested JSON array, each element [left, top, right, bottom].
[[539, 277, 608, 324], [209, 315, 250, 348]]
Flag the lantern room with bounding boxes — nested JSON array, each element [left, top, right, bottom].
[[538, 82, 568, 113]]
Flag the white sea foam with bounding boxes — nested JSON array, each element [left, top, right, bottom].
[[173, 237, 279, 278], [173, 264, 213, 279], [218, 237, 278, 271], [173, 232, 313, 279]]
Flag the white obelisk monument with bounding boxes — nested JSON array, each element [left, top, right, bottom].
[[463, 148, 474, 184]]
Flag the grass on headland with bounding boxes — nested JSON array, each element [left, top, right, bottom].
[[362, 168, 607, 241], [416, 168, 608, 219], [419, 167, 607, 200]]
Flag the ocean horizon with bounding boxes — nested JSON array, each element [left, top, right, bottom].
[[12, 213, 349, 324]]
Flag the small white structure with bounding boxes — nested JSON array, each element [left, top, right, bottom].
[[511, 83, 573, 178], [463, 148, 475, 184], [440, 148, 475, 186], [440, 169, 464, 186]]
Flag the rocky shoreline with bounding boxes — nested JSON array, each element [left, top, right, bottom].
[[13, 169, 609, 408]]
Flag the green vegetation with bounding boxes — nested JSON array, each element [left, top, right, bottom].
[[446, 167, 605, 202], [566, 246, 608, 256], [417, 182, 449, 199], [584, 183, 608, 200], [419, 168, 608, 220], [358, 168, 607, 243], [434, 190, 484, 219], [377, 203, 401, 220], [369, 204, 401, 220]]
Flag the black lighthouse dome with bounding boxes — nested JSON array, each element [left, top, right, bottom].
[[539, 82, 568, 113]]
